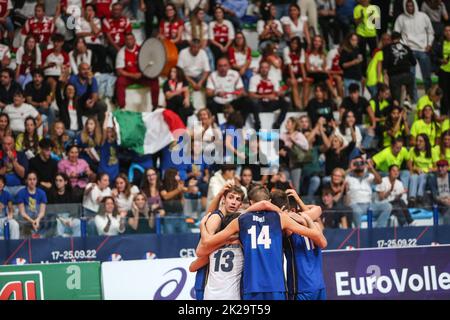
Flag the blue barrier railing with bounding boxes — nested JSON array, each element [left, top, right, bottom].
[[433, 204, 439, 226], [1, 202, 447, 240]]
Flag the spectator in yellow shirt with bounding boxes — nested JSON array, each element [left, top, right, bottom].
[[354, 0, 379, 71], [410, 105, 441, 147], [415, 85, 443, 120], [433, 130, 450, 164], [371, 137, 410, 188], [382, 105, 410, 148], [407, 133, 436, 206]]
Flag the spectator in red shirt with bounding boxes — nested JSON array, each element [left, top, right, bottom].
[[94, 0, 116, 19], [42, 33, 70, 99], [158, 2, 184, 49], [15, 35, 42, 89], [249, 60, 289, 129], [284, 36, 310, 109], [0, 0, 14, 44], [102, 2, 131, 69], [209, 5, 235, 64], [228, 31, 253, 90], [115, 33, 160, 109], [21, 4, 55, 50], [76, 4, 107, 73]]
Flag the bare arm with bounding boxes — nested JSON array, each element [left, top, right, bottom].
[[281, 214, 327, 248], [206, 183, 232, 214], [160, 187, 184, 200], [368, 162, 382, 184], [304, 22, 311, 49], [195, 212, 224, 257], [189, 256, 210, 272], [197, 218, 239, 256], [12, 157, 25, 178], [37, 203, 46, 222], [285, 189, 322, 220], [127, 213, 139, 230], [18, 203, 34, 223]]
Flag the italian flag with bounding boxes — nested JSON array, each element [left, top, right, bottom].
[[112, 108, 186, 155]]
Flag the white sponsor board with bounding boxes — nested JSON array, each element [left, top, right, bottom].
[[101, 258, 196, 300]]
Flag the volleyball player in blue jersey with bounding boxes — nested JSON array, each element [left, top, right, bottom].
[[192, 183, 244, 300], [276, 189, 327, 300], [198, 186, 327, 300]]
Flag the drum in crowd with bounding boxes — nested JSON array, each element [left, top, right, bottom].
[[138, 38, 178, 78]]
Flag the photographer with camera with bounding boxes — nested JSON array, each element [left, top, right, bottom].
[[345, 156, 392, 228]]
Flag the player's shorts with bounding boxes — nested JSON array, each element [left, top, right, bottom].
[[195, 290, 204, 300], [294, 288, 326, 301], [242, 292, 287, 300]]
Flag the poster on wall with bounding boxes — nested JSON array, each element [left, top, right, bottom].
[[101, 258, 196, 300], [0, 262, 102, 300]]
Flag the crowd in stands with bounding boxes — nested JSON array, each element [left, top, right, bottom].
[[0, 0, 450, 240]]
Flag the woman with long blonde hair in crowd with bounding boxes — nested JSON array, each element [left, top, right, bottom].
[[126, 192, 157, 234], [50, 120, 70, 160], [75, 116, 103, 170]]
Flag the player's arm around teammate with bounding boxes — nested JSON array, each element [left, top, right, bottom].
[[285, 189, 322, 221], [193, 184, 244, 264], [286, 211, 328, 249], [245, 200, 327, 248]]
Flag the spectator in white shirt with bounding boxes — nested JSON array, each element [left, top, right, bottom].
[[177, 39, 211, 92], [82, 173, 112, 216], [111, 173, 140, 215], [280, 117, 309, 194], [206, 56, 259, 128], [345, 156, 392, 228], [248, 60, 289, 129], [257, 2, 283, 52], [280, 3, 311, 49], [76, 4, 107, 73], [0, 43, 13, 71], [334, 110, 362, 159], [376, 164, 414, 226], [69, 38, 93, 75], [209, 6, 235, 62], [394, 0, 434, 101], [184, 7, 215, 69], [4, 90, 42, 134], [95, 196, 126, 236]]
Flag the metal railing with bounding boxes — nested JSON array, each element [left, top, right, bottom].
[[0, 202, 448, 240]]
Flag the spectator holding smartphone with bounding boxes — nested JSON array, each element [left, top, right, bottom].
[[345, 156, 392, 228]]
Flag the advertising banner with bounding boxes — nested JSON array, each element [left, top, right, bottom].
[[101, 258, 196, 300], [0, 234, 199, 265], [0, 262, 102, 300], [323, 245, 450, 300], [2, 226, 450, 264], [101, 246, 450, 300]]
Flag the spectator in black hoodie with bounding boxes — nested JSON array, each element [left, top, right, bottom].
[[382, 31, 417, 103], [339, 32, 364, 96], [306, 83, 335, 127]]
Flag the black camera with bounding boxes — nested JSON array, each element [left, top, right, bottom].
[[354, 160, 366, 167]]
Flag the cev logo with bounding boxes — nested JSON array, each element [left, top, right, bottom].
[[0, 271, 44, 300], [66, 5, 82, 31], [179, 248, 196, 257], [366, 5, 381, 31]]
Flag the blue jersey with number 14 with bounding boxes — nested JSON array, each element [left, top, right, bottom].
[[238, 210, 286, 294]]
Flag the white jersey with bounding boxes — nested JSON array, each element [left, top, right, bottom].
[[204, 244, 243, 300]]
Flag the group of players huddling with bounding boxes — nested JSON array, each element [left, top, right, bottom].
[[190, 183, 327, 300]]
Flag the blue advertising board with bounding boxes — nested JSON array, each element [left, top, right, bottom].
[[1, 226, 450, 265], [323, 245, 450, 299]]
